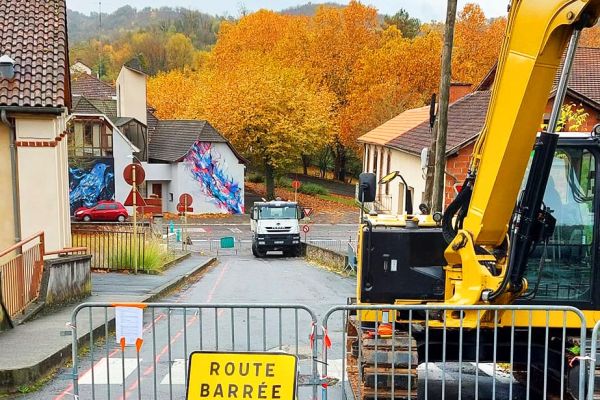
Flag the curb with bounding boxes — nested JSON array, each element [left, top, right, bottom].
[[0, 257, 216, 394]]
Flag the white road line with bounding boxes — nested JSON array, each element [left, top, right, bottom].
[[473, 363, 517, 383], [229, 228, 243, 233], [160, 359, 187, 385], [186, 228, 206, 233], [79, 357, 139, 385], [419, 363, 455, 381]]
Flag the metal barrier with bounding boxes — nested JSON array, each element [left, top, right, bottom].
[[587, 320, 600, 400], [72, 229, 146, 270], [0, 231, 45, 318], [69, 302, 319, 400], [321, 304, 588, 400]]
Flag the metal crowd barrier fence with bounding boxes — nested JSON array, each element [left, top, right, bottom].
[[587, 320, 600, 400], [321, 304, 588, 400], [69, 302, 319, 400]]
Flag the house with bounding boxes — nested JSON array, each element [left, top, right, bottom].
[[69, 62, 247, 215], [359, 47, 600, 213], [0, 0, 72, 252]]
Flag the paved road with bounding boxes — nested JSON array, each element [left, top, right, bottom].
[[165, 221, 360, 255], [19, 255, 354, 400]]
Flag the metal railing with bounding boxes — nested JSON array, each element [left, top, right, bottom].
[[72, 229, 146, 271], [0, 231, 45, 318], [374, 193, 393, 212], [321, 304, 588, 400], [69, 302, 319, 400]]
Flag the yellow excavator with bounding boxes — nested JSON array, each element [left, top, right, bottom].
[[351, 0, 600, 398]]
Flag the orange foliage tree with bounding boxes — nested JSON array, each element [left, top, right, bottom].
[[452, 3, 506, 85], [147, 2, 508, 183]]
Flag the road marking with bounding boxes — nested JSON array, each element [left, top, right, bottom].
[[79, 357, 138, 384], [229, 227, 243, 233], [160, 359, 186, 385], [473, 362, 517, 383], [419, 363, 455, 381], [186, 227, 206, 233]]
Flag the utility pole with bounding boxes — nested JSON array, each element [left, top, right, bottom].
[[431, 0, 458, 212], [422, 94, 437, 209]]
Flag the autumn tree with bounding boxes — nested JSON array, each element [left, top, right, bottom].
[[581, 23, 600, 47], [199, 55, 334, 199], [384, 9, 421, 39], [452, 3, 506, 85], [166, 33, 196, 70]]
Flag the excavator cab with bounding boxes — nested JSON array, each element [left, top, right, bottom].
[[521, 136, 597, 306]]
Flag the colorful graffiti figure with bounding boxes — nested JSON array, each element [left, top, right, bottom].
[[186, 142, 244, 214], [69, 161, 115, 214]]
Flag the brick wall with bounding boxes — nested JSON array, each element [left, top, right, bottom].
[[444, 142, 474, 208], [544, 97, 600, 132]]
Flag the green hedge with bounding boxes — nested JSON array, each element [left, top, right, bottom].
[[298, 182, 329, 196]]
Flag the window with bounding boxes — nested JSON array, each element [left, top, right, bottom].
[[96, 204, 108, 210], [386, 151, 391, 195], [169, 193, 174, 202], [524, 147, 596, 302], [373, 149, 378, 176], [68, 119, 113, 158]]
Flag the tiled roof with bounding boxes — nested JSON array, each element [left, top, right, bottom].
[[559, 47, 600, 104], [358, 106, 430, 145], [386, 91, 492, 155], [71, 72, 115, 99], [149, 120, 247, 164], [0, 0, 70, 108], [476, 47, 600, 103], [72, 96, 118, 121]]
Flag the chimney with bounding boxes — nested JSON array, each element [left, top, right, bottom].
[[449, 82, 472, 103]]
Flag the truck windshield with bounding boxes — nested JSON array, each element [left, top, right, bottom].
[[258, 206, 298, 220]]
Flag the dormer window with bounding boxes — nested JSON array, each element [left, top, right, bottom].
[[0, 55, 15, 80]]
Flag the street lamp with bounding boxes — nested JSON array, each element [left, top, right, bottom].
[[127, 154, 142, 274]]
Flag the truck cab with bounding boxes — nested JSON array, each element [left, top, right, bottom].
[[250, 200, 303, 257]]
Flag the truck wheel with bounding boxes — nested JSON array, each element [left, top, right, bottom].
[[252, 244, 264, 258]]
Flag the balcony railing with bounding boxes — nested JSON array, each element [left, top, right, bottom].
[[0, 232, 45, 318], [374, 193, 393, 212]]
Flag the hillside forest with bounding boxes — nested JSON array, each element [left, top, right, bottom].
[[69, 2, 600, 198]]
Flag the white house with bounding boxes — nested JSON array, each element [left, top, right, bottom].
[[69, 61, 247, 215]]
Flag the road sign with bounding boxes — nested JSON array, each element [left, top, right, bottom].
[[177, 203, 194, 213], [303, 208, 313, 218], [179, 193, 193, 206], [186, 352, 297, 400], [302, 225, 310, 233], [123, 163, 146, 186], [292, 180, 301, 190], [124, 189, 146, 207]]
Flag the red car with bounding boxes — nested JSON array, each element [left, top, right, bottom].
[[74, 201, 129, 222]]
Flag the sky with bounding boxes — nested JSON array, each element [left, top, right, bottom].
[[66, 1, 510, 21]]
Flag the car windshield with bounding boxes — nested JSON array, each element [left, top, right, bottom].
[[257, 206, 297, 220]]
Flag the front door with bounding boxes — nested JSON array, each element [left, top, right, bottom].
[[152, 183, 162, 198]]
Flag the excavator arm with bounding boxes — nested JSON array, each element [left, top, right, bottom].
[[443, 0, 600, 307]]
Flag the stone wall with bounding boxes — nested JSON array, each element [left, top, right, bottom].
[[40, 255, 92, 306], [304, 243, 347, 272]]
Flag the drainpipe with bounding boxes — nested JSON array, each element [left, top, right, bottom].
[[1, 108, 21, 244]]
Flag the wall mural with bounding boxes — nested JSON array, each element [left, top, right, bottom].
[[69, 158, 115, 214], [185, 142, 244, 214]]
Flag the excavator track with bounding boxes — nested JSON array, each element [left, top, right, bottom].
[[347, 315, 418, 399]]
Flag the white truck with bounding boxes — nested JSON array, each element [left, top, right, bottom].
[[250, 200, 303, 257]]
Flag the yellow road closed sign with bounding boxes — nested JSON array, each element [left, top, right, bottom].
[[186, 352, 298, 400]]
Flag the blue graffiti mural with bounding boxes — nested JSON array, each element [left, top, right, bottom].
[[69, 159, 115, 214], [185, 142, 244, 214]]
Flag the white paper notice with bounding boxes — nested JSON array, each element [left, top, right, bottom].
[[115, 307, 143, 346]]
